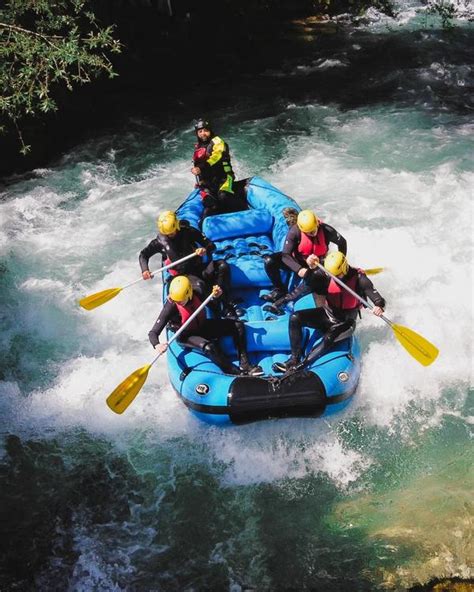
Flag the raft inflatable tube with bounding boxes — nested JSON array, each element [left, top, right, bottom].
[[164, 177, 361, 424]]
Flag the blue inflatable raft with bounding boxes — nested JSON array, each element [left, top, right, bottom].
[[164, 177, 361, 424]]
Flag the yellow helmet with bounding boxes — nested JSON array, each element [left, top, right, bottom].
[[297, 210, 319, 234], [324, 252, 349, 276], [157, 211, 180, 235], [169, 276, 193, 302]]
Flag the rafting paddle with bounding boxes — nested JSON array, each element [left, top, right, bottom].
[[315, 262, 438, 366], [79, 251, 200, 311], [106, 290, 216, 414], [364, 267, 384, 275]]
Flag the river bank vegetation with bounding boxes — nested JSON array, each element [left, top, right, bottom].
[[0, 0, 467, 177]]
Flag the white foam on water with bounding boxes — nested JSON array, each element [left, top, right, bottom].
[[0, 381, 24, 436], [262, 108, 472, 429], [3, 338, 194, 445], [65, 527, 132, 592], [209, 423, 372, 488], [0, 156, 198, 446], [1, 103, 472, 491], [292, 59, 348, 76]]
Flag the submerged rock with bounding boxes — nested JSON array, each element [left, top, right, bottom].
[[409, 577, 474, 591]]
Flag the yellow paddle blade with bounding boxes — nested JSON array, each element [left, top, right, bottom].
[[391, 324, 439, 366], [106, 364, 152, 414], [79, 287, 123, 310], [364, 267, 384, 275]]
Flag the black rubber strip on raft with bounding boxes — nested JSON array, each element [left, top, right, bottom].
[[174, 372, 356, 423], [227, 370, 327, 424]]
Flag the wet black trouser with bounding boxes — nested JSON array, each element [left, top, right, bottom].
[[201, 184, 248, 220], [200, 259, 236, 314], [178, 318, 249, 373], [264, 253, 327, 305], [170, 266, 230, 318], [171, 259, 230, 299], [263, 252, 287, 291], [289, 307, 357, 363]]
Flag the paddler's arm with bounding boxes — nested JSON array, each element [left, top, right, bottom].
[[204, 136, 226, 167], [322, 223, 347, 256], [148, 300, 177, 347], [190, 226, 216, 258], [357, 273, 386, 316], [282, 226, 308, 277], [139, 238, 164, 279]]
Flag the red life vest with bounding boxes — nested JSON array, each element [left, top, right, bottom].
[[174, 295, 206, 333], [326, 271, 363, 311], [296, 224, 328, 258], [164, 257, 178, 276], [193, 145, 208, 165]]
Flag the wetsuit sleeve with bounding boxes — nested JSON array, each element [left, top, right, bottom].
[[281, 226, 305, 273], [357, 274, 386, 308], [322, 224, 347, 255], [203, 136, 227, 168], [188, 226, 216, 257], [148, 300, 177, 347], [139, 238, 164, 273]]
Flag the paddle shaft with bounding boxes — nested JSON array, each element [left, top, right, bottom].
[[149, 291, 215, 367], [123, 251, 199, 290], [315, 262, 393, 328]]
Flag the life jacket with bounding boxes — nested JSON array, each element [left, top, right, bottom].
[[164, 257, 178, 276], [296, 223, 328, 258], [174, 295, 206, 333], [193, 137, 234, 193], [326, 270, 363, 311], [193, 145, 208, 165]]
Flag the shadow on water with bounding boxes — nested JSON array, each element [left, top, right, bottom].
[[1, 14, 473, 182]]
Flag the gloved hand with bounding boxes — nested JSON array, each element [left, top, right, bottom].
[[263, 303, 285, 316]]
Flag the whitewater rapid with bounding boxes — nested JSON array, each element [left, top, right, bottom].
[[1, 104, 471, 477], [0, 3, 472, 589]]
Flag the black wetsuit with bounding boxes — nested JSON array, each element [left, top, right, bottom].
[[148, 296, 251, 375], [286, 267, 385, 365], [263, 223, 347, 306], [139, 222, 232, 304]]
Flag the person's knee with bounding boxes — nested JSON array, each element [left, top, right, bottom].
[[290, 312, 302, 328], [215, 259, 229, 274], [328, 320, 350, 340], [333, 321, 356, 342], [263, 253, 279, 267], [192, 276, 206, 291], [263, 254, 273, 267], [202, 342, 216, 356], [167, 321, 180, 333]]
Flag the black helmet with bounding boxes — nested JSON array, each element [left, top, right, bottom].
[[194, 118, 211, 132]]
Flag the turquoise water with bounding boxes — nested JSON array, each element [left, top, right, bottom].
[[0, 4, 473, 591]]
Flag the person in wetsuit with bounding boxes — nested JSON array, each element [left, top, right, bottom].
[[272, 252, 385, 373], [191, 118, 247, 219], [139, 210, 243, 318], [149, 276, 263, 376], [262, 209, 347, 312]]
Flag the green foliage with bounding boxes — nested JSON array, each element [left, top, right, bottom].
[[0, 0, 121, 154], [425, 0, 470, 28]]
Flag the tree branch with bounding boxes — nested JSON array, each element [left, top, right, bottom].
[[0, 22, 63, 47]]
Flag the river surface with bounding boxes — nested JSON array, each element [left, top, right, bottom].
[[0, 2, 473, 590]]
